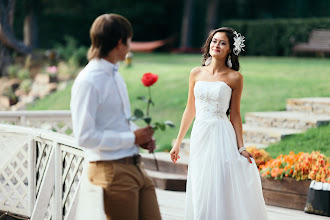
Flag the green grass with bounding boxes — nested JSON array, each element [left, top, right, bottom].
[[265, 124, 330, 158], [28, 53, 330, 154]]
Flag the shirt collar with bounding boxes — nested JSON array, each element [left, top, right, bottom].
[[93, 58, 120, 76]]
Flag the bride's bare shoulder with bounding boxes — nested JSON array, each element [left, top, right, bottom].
[[190, 67, 203, 79], [228, 70, 243, 88]]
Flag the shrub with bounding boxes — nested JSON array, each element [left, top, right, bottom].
[[20, 79, 33, 94], [17, 68, 30, 81], [55, 36, 88, 66], [7, 64, 21, 79], [2, 87, 17, 103], [222, 17, 330, 56]]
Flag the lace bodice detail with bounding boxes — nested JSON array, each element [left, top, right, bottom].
[[194, 81, 232, 120]]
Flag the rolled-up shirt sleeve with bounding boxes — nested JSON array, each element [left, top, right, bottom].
[[70, 81, 135, 151]]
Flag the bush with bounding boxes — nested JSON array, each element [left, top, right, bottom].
[[57, 61, 79, 79], [7, 64, 21, 79], [17, 68, 30, 81], [222, 17, 330, 56], [20, 79, 33, 94], [55, 36, 88, 66]]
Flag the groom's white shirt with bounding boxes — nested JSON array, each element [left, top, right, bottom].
[[70, 58, 139, 162]]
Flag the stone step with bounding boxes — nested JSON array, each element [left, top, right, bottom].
[[286, 97, 330, 115], [146, 169, 187, 191], [141, 152, 188, 175], [243, 124, 304, 146], [245, 111, 330, 130]]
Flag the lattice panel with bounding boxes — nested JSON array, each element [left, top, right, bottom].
[[44, 190, 54, 220], [26, 120, 73, 136], [0, 144, 29, 217], [35, 141, 53, 197], [61, 149, 84, 219]]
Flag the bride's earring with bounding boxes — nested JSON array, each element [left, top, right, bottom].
[[205, 56, 212, 66], [227, 55, 232, 68]]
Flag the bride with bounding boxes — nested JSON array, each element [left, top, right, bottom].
[[170, 27, 268, 220]]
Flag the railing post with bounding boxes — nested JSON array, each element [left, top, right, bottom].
[[54, 142, 62, 220], [28, 139, 36, 216], [20, 115, 27, 126]]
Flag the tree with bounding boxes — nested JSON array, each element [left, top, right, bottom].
[[205, 0, 220, 36], [0, 0, 31, 76], [24, 0, 39, 48], [180, 0, 195, 49]]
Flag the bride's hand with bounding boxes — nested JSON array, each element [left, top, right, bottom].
[[241, 150, 254, 164], [170, 145, 180, 163]]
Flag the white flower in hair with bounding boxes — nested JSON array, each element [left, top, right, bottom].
[[233, 31, 245, 56]]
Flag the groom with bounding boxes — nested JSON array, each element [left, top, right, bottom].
[[70, 14, 162, 220]]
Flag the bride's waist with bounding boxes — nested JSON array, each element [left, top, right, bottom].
[[195, 112, 229, 121]]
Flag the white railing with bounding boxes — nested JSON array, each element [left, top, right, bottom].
[[0, 111, 72, 136], [0, 124, 84, 220]]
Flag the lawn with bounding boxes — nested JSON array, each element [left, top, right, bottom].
[[27, 53, 330, 154]]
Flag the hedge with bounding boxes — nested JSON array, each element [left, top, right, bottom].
[[222, 18, 330, 56]]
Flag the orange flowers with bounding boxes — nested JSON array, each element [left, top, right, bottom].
[[246, 146, 272, 168], [259, 151, 330, 183]]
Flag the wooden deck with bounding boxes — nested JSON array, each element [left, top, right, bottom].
[[156, 189, 329, 220]]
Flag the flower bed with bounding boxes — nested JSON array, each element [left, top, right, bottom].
[[248, 149, 330, 210], [259, 151, 330, 183]]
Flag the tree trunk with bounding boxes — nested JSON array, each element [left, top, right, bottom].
[[237, 0, 247, 18], [0, 42, 12, 76], [180, 0, 195, 49], [205, 0, 219, 36], [0, 0, 31, 76], [24, 10, 38, 48]]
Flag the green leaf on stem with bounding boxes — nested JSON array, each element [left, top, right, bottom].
[[149, 99, 155, 106], [143, 116, 152, 124], [134, 109, 144, 118], [164, 121, 175, 128], [155, 122, 166, 131], [137, 96, 148, 103]]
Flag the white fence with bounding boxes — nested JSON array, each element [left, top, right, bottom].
[[0, 123, 84, 220], [0, 111, 72, 136]]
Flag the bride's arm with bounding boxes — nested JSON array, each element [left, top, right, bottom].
[[229, 73, 253, 162], [170, 68, 199, 163]]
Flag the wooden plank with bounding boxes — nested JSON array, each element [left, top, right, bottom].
[[263, 189, 307, 210], [261, 177, 311, 195], [155, 189, 330, 220]]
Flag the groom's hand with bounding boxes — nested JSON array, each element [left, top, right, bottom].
[[139, 138, 156, 153], [134, 126, 154, 145]]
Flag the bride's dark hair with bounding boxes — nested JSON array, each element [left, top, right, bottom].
[[202, 27, 240, 71]]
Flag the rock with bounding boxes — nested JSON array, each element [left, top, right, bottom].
[[10, 101, 26, 111], [15, 89, 26, 97], [19, 95, 36, 104], [0, 78, 20, 95], [35, 73, 58, 84], [0, 96, 10, 108], [29, 82, 58, 98]]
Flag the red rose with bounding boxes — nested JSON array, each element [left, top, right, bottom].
[[141, 73, 158, 87]]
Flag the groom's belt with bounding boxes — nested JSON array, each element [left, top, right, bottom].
[[91, 154, 141, 165]]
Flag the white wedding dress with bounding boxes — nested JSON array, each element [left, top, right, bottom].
[[184, 81, 268, 220]]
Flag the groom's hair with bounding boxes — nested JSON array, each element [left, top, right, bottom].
[[87, 14, 133, 61]]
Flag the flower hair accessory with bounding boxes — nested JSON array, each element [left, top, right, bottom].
[[233, 31, 245, 56]]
